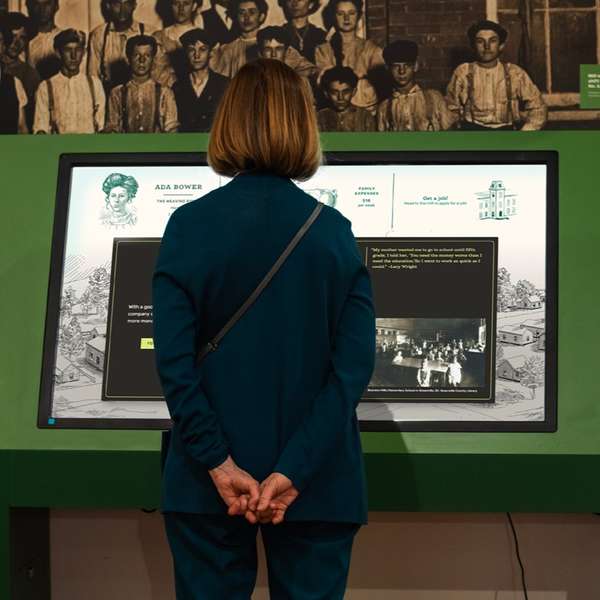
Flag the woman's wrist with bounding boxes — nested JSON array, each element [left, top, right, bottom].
[[208, 455, 234, 475]]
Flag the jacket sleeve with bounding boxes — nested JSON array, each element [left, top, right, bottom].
[[152, 213, 230, 470], [273, 223, 376, 491]]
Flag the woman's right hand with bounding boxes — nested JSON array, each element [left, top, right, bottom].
[[246, 473, 300, 525]]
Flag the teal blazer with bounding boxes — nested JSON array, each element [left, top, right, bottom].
[[152, 170, 376, 524]]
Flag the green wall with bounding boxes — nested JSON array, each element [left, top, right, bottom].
[[0, 130, 599, 596]]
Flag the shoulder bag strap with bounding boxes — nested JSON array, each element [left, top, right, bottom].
[[196, 201, 324, 365]]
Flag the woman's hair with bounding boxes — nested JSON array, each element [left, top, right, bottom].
[[102, 173, 139, 199], [207, 58, 321, 182]]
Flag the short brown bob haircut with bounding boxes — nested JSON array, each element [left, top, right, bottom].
[[207, 58, 322, 182]]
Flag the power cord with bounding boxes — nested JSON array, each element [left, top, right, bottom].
[[506, 512, 529, 600]]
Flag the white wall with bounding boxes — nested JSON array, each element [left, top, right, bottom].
[[50, 510, 600, 599]]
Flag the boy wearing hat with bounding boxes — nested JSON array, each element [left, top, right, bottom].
[[172, 28, 229, 132], [0, 13, 41, 130], [106, 34, 179, 133], [446, 19, 546, 130], [33, 28, 105, 133], [317, 66, 375, 131], [209, 0, 267, 78], [0, 22, 29, 133], [26, 0, 63, 80], [377, 39, 455, 131], [88, 0, 152, 90]]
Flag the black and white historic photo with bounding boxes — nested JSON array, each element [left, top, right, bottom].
[[371, 317, 488, 396], [1, 0, 599, 134]]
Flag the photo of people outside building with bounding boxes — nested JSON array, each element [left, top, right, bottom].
[[1, 0, 599, 133]]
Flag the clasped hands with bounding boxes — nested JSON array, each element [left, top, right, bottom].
[[209, 456, 299, 525]]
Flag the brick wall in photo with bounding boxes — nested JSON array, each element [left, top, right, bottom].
[[366, 0, 487, 92]]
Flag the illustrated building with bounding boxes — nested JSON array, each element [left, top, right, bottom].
[[85, 336, 106, 370], [304, 188, 338, 208], [522, 318, 545, 339], [514, 295, 543, 310], [54, 354, 80, 384], [497, 354, 527, 381], [80, 324, 100, 341], [478, 180, 517, 220], [498, 324, 534, 345], [71, 301, 99, 316], [537, 332, 546, 351]]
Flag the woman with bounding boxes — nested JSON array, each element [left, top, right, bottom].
[[152, 58, 375, 599], [99, 172, 138, 228], [314, 0, 383, 111]]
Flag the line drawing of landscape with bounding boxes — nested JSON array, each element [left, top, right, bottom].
[[51, 254, 170, 420]]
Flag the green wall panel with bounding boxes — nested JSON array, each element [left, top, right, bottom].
[[0, 133, 598, 594]]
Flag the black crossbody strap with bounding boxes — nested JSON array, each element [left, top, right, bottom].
[[196, 201, 324, 365]]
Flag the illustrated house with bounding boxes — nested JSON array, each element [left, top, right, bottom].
[[498, 324, 534, 345], [54, 354, 80, 384], [80, 324, 99, 342], [522, 318, 545, 339], [537, 332, 546, 351], [71, 301, 98, 316], [85, 336, 106, 370], [478, 180, 517, 220], [515, 295, 543, 310], [497, 355, 527, 381]]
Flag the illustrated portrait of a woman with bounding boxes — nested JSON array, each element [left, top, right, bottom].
[[100, 172, 139, 228]]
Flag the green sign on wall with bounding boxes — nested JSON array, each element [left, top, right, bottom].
[[580, 65, 600, 109]]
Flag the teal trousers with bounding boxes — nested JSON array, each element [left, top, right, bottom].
[[163, 512, 360, 599]]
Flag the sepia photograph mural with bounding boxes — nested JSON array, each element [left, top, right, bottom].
[[1, 0, 599, 134]]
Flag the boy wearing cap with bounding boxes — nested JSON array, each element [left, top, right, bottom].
[[106, 34, 178, 133], [0, 22, 29, 133], [33, 28, 105, 133], [172, 28, 229, 132], [26, 0, 63, 80], [317, 65, 375, 131], [377, 39, 455, 131], [446, 19, 546, 130], [88, 0, 152, 90], [209, 0, 267, 78]]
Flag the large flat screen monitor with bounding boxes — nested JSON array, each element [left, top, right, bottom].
[[38, 151, 557, 431]]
